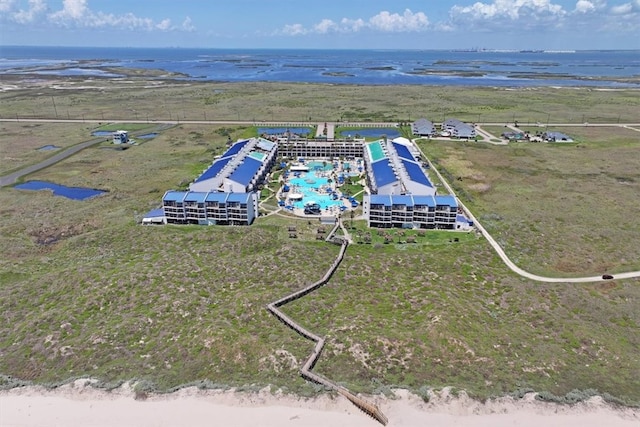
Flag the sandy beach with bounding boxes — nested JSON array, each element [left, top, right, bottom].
[[1, 381, 638, 427]]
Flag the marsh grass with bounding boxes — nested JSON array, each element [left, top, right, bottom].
[[1, 83, 639, 403]]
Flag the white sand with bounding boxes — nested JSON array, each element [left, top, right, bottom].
[[1, 381, 638, 427]]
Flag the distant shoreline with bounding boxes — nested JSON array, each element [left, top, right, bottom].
[[1, 46, 638, 87]]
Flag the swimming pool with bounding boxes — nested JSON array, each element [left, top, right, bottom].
[[287, 169, 344, 211]]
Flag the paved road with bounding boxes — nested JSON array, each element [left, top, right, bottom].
[[0, 136, 107, 187], [2, 118, 639, 127]]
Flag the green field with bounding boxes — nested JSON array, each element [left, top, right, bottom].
[[0, 80, 639, 405]]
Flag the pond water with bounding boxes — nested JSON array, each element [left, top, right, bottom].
[[137, 133, 158, 139], [15, 180, 107, 200], [339, 128, 400, 138], [92, 130, 113, 137], [258, 127, 311, 135], [37, 145, 60, 151]]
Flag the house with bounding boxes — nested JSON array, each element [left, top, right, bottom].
[[112, 130, 129, 144], [543, 131, 573, 142], [442, 119, 476, 139], [412, 118, 436, 137]]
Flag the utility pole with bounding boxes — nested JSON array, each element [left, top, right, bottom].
[[51, 96, 58, 118]]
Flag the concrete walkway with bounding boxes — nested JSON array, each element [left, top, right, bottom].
[[315, 122, 335, 139]]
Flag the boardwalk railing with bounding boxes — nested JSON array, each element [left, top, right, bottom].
[[266, 225, 388, 425]]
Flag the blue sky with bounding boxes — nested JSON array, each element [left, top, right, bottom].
[[1, 0, 639, 49]]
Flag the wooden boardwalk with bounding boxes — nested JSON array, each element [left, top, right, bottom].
[[266, 223, 388, 425]]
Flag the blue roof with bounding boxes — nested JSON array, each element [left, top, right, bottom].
[[435, 195, 458, 208], [392, 142, 415, 161], [392, 195, 414, 206], [412, 195, 435, 207], [222, 139, 250, 158], [368, 194, 392, 206], [194, 156, 232, 183], [226, 192, 253, 203], [228, 157, 263, 187], [402, 159, 432, 187], [371, 160, 398, 188], [144, 208, 165, 218], [184, 192, 207, 203], [205, 192, 228, 203], [163, 191, 186, 202]]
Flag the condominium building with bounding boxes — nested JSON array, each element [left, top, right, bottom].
[[362, 137, 458, 229]]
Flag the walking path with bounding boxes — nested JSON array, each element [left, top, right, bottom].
[[266, 221, 387, 425]]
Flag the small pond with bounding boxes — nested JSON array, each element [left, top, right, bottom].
[[137, 133, 158, 139], [339, 128, 401, 138], [37, 145, 60, 151], [92, 130, 113, 137], [15, 181, 107, 200], [258, 127, 311, 135]]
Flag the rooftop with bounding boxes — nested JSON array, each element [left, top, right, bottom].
[[228, 156, 263, 187], [392, 142, 415, 161], [401, 159, 432, 187], [193, 156, 233, 184], [371, 160, 398, 188]]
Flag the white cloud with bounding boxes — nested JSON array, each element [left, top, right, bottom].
[[0, 0, 16, 12], [281, 23, 307, 36], [449, 0, 566, 23], [182, 16, 195, 32], [368, 9, 429, 32], [574, 0, 596, 13], [610, 3, 633, 13], [340, 17, 366, 32], [279, 8, 429, 36], [1, 0, 192, 32], [13, 0, 47, 24], [313, 19, 337, 34]]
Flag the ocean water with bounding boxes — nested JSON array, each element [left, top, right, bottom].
[[0, 46, 638, 87]]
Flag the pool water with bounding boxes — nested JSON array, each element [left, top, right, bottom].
[[287, 170, 344, 210], [15, 180, 106, 200]]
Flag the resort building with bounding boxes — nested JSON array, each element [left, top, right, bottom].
[[190, 137, 277, 193], [277, 138, 364, 159], [411, 118, 436, 137], [160, 137, 277, 225], [362, 137, 458, 229], [152, 132, 462, 230], [442, 119, 476, 139], [364, 194, 458, 229], [162, 191, 258, 226]]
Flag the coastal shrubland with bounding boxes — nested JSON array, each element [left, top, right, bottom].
[[0, 81, 639, 405]]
